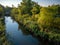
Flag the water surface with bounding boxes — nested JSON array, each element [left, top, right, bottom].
[[5, 16, 40, 45]]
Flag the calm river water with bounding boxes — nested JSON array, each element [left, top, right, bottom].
[[5, 16, 41, 45]]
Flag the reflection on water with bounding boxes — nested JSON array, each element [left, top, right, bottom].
[[5, 16, 40, 45]]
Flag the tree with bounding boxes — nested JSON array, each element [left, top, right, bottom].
[[0, 5, 4, 17], [20, 0, 32, 15], [31, 1, 40, 15], [54, 17, 60, 29], [48, 5, 60, 29], [38, 7, 59, 30]]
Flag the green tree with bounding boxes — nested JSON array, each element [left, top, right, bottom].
[[0, 6, 4, 17], [20, 0, 32, 15], [11, 8, 20, 16], [38, 7, 59, 30], [31, 1, 40, 15]]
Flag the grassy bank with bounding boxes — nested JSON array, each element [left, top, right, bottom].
[[10, 0, 60, 44], [11, 14, 60, 43]]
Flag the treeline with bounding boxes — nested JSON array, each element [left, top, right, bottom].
[[0, 5, 12, 45], [0, 4, 12, 17], [10, 0, 60, 42]]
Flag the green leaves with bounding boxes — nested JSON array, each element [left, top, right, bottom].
[[20, 0, 32, 15], [0, 6, 4, 16], [31, 2, 40, 15]]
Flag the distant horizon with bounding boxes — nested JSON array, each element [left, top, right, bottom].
[[0, 0, 60, 7]]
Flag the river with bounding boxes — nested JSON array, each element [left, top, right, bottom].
[[5, 16, 41, 45]]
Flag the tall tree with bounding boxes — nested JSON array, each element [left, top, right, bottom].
[[20, 0, 32, 15], [31, 1, 40, 15]]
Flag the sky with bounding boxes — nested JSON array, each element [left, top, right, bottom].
[[0, 0, 60, 7]]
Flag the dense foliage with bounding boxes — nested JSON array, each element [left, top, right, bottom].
[[0, 0, 60, 42], [0, 18, 11, 45], [10, 0, 60, 41], [0, 5, 4, 16]]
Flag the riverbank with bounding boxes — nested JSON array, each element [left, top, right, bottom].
[[10, 2, 60, 45], [11, 16, 60, 45]]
